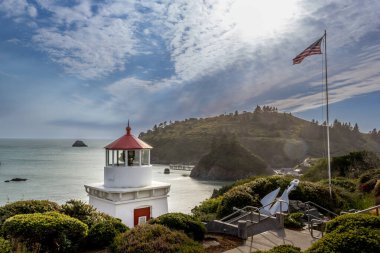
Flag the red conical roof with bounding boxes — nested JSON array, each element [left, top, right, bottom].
[[105, 124, 152, 150]]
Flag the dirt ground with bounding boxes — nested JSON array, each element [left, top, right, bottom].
[[203, 233, 244, 253]]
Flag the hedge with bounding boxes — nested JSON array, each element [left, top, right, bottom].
[[0, 238, 11, 253], [111, 224, 205, 253], [319, 177, 357, 192], [243, 176, 292, 199], [374, 180, 380, 197], [284, 212, 304, 229], [0, 200, 61, 226], [253, 245, 301, 253], [195, 176, 356, 219], [149, 212, 206, 241], [2, 212, 88, 252], [61, 199, 102, 227], [289, 181, 351, 213], [86, 220, 128, 249], [325, 213, 380, 233], [305, 227, 380, 253], [191, 196, 223, 222], [61, 199, 128, 249], [216, 186, 259, 218]]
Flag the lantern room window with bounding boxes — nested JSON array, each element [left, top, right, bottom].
[[106, 149, 150, 166], [141, 149, 150, 165]]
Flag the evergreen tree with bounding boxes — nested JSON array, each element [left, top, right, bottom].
[[254, 105, 262, 114], [353, 123, 359, 133]]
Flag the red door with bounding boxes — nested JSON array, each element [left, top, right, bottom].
[[134, 207, 151, 226]]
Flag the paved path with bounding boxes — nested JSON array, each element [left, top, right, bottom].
[[223, 228, 319, 252]]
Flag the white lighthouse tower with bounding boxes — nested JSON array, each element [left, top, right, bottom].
[[84, 123, 170, 228]]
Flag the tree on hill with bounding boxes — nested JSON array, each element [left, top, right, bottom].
[[302, 151, 380, 182], [140, 108, 380, 167]]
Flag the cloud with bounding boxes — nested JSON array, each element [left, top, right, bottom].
[[268, 43, 380, 112], [32, 1, 138, 79], [0, 0, 29, 18], [27, 4, 37, 17], [6, 38, 22, 44], [2, 0, 380, 138], [157, 0, 300, 82]]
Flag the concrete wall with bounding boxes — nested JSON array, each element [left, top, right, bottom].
[[89, 195, 168, 228], [104, 165, 152, 188]]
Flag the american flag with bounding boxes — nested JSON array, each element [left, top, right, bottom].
[[293, 36, 324, 64]]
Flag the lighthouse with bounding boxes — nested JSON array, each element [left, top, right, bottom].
[[84, 123, 170, 228]]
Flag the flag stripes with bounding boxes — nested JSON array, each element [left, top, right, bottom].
[[293, 36, 324, 64]]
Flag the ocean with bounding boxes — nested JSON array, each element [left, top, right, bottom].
[[0, 139, 228, 213]]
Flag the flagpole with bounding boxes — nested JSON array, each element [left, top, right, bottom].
[[324, 30, 332, 198]]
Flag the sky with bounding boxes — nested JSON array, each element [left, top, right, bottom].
[[0, 0, 380, 139]]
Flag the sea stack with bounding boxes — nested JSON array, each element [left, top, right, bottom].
[[84, 122, 170, 228], [72, 140, 87, 147], [190, 138, 270, 181]]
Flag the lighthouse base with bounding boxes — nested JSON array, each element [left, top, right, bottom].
[[85, 181, 170, 228]]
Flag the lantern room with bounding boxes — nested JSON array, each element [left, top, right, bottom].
[[103, 123, 153, 188]]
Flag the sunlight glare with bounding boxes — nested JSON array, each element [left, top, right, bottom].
[[229, 0, 299, 41]]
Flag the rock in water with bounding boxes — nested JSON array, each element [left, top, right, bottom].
[[190, 138, 271, 181], [72, 140, 87, 147], [11, 178, 27, 182], [4, 178, 28, 182]]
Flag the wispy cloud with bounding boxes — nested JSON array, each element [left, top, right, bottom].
[[1, 0, 380, 137], [31, 2, 137, 79], [269, 43, 380, 112], [0, 0, 29, 18]]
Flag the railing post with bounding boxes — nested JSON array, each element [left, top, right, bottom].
[[275, 212, 285, 228], [238, 220, 248, 239]]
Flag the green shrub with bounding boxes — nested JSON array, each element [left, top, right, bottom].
[[149, 213, 206, 241], [319, 177, 357, 192], [289, 181, 351, 213], [2, 211, 88, 252], [191, 196, 223, 221], [254, 244, 301, 253], [111, 224, 205, 253], [216, 186, 259, 218], [198, 176, 355, 221], [349, 192, 376, 210], [325, 213, 380, 233], [284, 213, 304, 229], [0, 200, 61, 226], [233, 176, 351, 213], [0, 237, 11, 253], [359, 169, 380, 184], [303, 151, 380, 182], [306, 227, 380, 253], [211, 176, 259, 198], [374, 180, 380, 205], [61, 199, 128, 249], [360, 178, 378, 193], [86, 219, 127, 249], [61, 199, 101, 227], [374, 180, 380, 197], [302, 159, 328, 182], [243, 176, 292, 199], [358, 169, 380, 193]]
